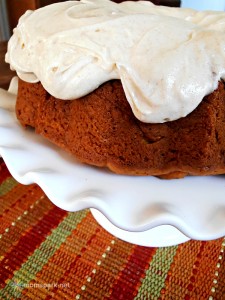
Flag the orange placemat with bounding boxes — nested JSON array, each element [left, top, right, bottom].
[[0, 158, 224, 299]]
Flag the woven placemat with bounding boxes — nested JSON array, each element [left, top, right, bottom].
[[0, 158, 224, 299]]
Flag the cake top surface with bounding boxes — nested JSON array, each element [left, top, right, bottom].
[[5, 0, 225, 123]]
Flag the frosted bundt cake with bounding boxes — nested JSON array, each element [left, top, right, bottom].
[[5, 0, 225, 178]]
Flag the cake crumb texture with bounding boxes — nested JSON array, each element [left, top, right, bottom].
[[16, 79, 225, 178]]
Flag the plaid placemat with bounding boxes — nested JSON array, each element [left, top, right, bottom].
[[0, 157, 224, 299]]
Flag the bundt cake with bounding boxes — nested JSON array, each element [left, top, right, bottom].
[[5, 0, 225, 178]]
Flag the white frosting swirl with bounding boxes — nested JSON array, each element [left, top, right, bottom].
[[5, 0, 225, 123]]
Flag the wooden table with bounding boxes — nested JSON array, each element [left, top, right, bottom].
[[0, 41, 15, 90]]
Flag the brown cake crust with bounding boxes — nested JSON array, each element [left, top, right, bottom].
[[16, 79, 225, 178]]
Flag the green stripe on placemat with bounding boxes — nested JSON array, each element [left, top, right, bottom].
[[135, 245, 178, 299], [0, 210, 88, 299], [0, 177, 18, 196]]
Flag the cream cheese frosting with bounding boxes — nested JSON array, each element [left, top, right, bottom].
[[5, 0, 225, 123]]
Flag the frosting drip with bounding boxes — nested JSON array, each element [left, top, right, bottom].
[[5, 0, 225, 123]]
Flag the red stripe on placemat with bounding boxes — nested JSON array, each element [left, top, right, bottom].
[[108, 245, 156, 299], [0, 184, 43, 227], [0, 161, 11, 184], [0, 205, 67, 286], [213, 245, 225, 299]]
